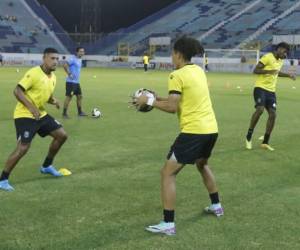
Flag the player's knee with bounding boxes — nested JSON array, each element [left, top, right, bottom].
[[59, 131, 68, 143], [160, 165, 173, 177], [269, 110, 276, 120], [196, 159, 207, 172], [255, 107, 264, 115], [18, 143, 30, 156]]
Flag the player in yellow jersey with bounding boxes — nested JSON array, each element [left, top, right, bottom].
[[245, 43, 296, 151], [0, 48, 68, 191], [143, 53, 149, 72], [134, 37, 223, 235]]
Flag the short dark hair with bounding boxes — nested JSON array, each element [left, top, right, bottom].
[[76, 47, 84, 52], [173, 36, 204, 61], [275, 42, 290, 52], [43, 48, 58, 54]]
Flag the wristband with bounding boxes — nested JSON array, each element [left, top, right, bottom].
[[147, 96, 155, 106]]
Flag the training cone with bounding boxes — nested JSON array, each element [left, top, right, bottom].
[[58, 168, 72, 176]]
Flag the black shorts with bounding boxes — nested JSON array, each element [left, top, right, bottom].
[[66, 82, 82, 96], [144, 64, 148, 71], [167, 133, 218, 164], [15, 114, 62, 144], [254, 87, 277, 110]]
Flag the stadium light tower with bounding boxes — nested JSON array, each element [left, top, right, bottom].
[[80, 0, 101, 35]]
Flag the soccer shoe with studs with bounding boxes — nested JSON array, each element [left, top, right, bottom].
[[204, 203, 224, 217], [78, 112, 88, 117], [40, 165, 63, 177], [261, 144, 275, 151], [245, 139, 252, 150], [0, 180, 14, 191], [145, 221, 176, 236]]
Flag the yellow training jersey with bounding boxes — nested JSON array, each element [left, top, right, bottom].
[[255, 52, 283, 92], [14, 66, 56, 119], [143, 56, 149, 65], [168, 64, 218, 134]]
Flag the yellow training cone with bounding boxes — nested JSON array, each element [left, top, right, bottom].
[[58, 168, 72, 176]]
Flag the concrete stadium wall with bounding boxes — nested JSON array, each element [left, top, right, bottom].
[[0, 53, 298, 74]]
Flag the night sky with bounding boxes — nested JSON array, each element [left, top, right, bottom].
[[37, 0, 177, 33]]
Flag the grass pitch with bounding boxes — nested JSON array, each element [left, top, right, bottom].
[[0, 67, 299, 250]]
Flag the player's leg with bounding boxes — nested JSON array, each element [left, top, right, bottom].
[[196, 133, 223, 216], [246, 88, 266, 149], [146, 157, 183, 235], [39, 115, 67, 176], [196, 158, 223, 217], [0, 118, 37, 191], [261, 107, 276, 151], [261, 92, 277, 151], [63, 83, 73, 118], [161, 158, 184, 211], [75, 85, 87, 116], [0, 142, 31, 191]]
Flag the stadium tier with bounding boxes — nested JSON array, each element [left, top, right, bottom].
[[0, 0, 299, 56], [86, 0, 300, 56], [0, 0, 70, 53]]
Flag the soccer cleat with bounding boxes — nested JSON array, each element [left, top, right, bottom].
[[62, 114, 70, 119], [258, 135, 264, 141], [204, 203, 224, 217], [0, 180, 14, 191], [245, 139, 252, 150], [145, 221, 176, 236], [261, 144, 275, 151], [78, 112, 88, 117], [40, 165, 63, 177]]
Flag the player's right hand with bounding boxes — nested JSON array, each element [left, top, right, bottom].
[[29, 107, 40, 120]]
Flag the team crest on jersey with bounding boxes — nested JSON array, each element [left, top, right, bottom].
[[26, 75, 30, 78], [170, 75, 174, 80]]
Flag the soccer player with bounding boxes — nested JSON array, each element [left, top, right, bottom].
[[143, 53, 149, 72], [204, 55, 209, 72], [134, 37, 223, 235], [0, 53, 3, 66], [62, 47, 87, 118], [0, 48, 68, 191], [245, 42, 296, 151]]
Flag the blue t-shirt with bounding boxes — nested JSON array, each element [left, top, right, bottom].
[[66, 55, 82, 84]]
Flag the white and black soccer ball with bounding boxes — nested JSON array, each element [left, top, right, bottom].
[[133, 88, 156, 112], [91, 108, 102, 118]]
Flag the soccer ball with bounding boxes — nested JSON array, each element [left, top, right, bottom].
[[133, 88, 156, 112], [92, 108, 102, 118]]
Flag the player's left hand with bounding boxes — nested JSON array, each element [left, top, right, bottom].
[[51, 98, 60, 109]]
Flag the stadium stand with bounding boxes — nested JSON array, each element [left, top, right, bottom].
[[1, 0, 299, 56], [86, 0, 300, 56], [0, 0, 69, 53]]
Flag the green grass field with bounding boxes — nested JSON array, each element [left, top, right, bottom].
[[0, 67, 299, 250]]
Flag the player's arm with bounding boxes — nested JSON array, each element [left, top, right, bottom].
[[152, 93, 180, 113], [14, 85, 40, 120], [135, 92, 180, 114], [48, 95, 60, 109], [253, 62, 279, 75], [156, 96, 168, 101], [63, 62, 73, 79], [278, 71, 296, 80]]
